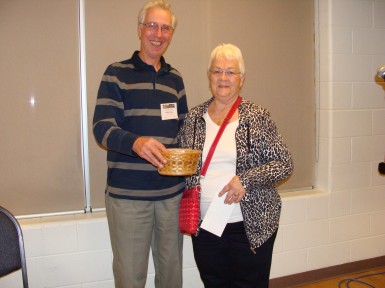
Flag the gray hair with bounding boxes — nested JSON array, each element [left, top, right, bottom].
[[208, 43, 245, 75], [138, 0, 177, 29]]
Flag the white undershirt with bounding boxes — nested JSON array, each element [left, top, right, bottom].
[[200, 112, 243, 223]]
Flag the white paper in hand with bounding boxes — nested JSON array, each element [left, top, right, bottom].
[[200, 193, 235, 237]]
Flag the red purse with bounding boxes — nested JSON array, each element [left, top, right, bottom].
[[179, 96, 242, 234], [178, 185, 201, 234]]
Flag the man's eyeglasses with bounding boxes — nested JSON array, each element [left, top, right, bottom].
[[209, 69, 241, 77], [140, 22, 174, 34]]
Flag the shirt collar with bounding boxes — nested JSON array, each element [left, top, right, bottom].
[[131, 51, 171, 74]]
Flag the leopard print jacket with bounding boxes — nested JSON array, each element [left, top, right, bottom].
[[178, 97, 293, 251]]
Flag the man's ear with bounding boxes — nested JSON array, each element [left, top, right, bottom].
[[137, 24, 141, 40]]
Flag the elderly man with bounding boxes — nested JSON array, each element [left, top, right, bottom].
[[93, 1, 188, 287]]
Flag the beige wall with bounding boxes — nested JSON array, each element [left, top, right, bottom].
[[0, 0, 314, 215], [86, 0, 315, 209]]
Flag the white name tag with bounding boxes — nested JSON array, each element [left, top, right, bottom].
[[160, 102, 178, 120]]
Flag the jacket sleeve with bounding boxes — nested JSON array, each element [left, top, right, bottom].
[[238, 108, 293, 191]]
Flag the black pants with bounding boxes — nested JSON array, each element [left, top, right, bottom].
[[192, 221, 277, 288]]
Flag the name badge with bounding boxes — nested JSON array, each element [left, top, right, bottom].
[[160, 102, 178, 120]]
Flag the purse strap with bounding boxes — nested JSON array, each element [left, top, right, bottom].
[[200, 96, 242, 177]]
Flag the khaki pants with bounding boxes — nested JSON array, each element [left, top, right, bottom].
[[105, 193, 183, 288]]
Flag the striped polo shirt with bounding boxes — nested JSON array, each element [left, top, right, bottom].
[[93, 51, 188, 200]]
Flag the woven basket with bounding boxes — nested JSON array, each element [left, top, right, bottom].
[[158, 148, 201, 176]]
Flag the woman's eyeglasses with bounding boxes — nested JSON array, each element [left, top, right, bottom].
[[209, 69, 241, 77]]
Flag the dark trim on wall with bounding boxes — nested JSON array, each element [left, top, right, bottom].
[[270, 256, 385, 288]]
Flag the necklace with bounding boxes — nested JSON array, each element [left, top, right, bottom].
[[212, 111, 230, 125], [209, 99, 237, 125]]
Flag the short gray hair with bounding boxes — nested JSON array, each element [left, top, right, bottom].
[[208, 43, 245, 75], [138, 0, 177, 29]]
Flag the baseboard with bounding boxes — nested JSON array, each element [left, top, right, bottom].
[[269, 256, 385, 288]]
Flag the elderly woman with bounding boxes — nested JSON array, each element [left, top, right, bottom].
[[178, 43, 293, 288]]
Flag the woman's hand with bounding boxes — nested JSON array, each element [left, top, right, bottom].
[[218, 176, 246, 205]]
